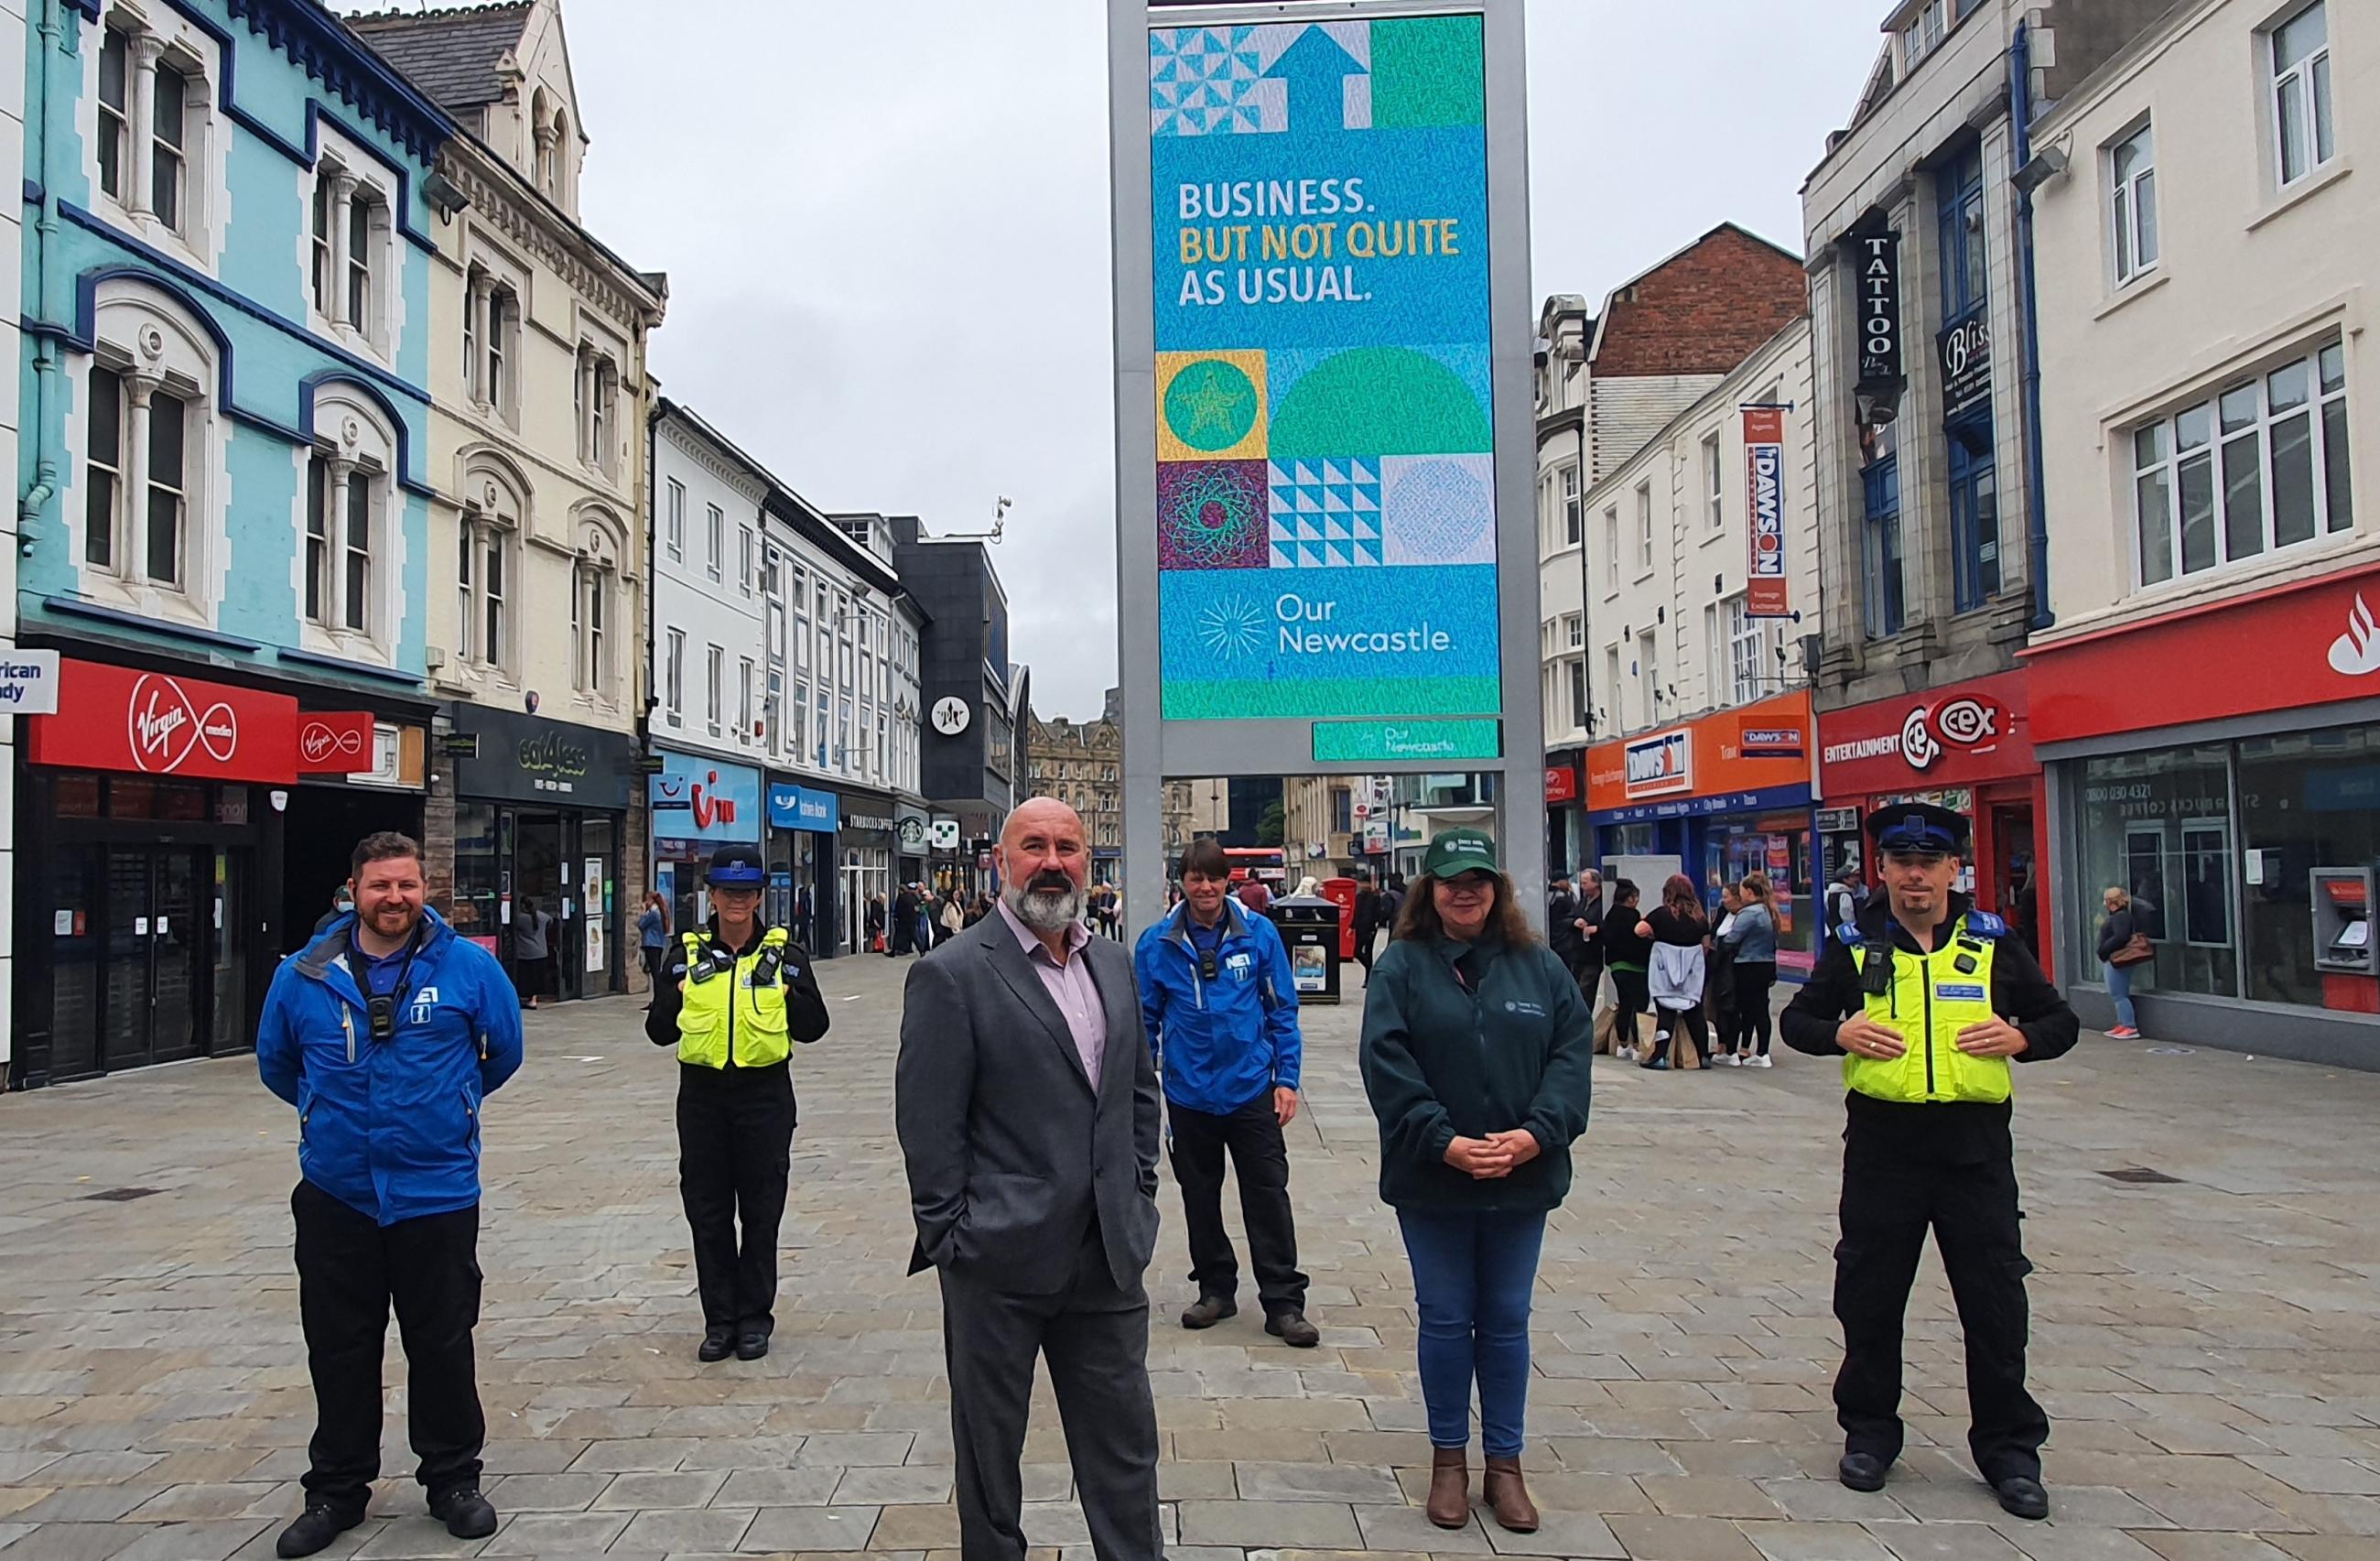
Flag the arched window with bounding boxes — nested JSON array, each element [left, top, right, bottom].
[[569, 508, 624, 699], [300, 383, 399, 655], [78, 278, 222, 623], [456, 456, 526, 676], [92, 7, 219, 262]]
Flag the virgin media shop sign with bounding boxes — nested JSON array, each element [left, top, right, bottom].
[[30, 660, 294, 782]]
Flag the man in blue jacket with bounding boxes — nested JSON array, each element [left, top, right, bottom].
[[257, 832, 524, 1558], [1133, 838, 1316, 1347]]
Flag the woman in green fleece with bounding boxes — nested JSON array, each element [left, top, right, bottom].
[[1359, 828, 1594, 1535]]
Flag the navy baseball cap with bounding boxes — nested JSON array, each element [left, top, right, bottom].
[[706, 843, 766, 886], [1865, 801, 1970, 857]]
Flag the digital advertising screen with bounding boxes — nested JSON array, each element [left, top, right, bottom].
[[1146, 16, 1502, 722]]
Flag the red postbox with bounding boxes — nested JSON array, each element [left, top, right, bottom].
[[1321, 876, 1358, 959]]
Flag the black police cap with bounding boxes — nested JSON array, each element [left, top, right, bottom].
[[1864, 800, 1971, 857], [706, 843, 766, 886]]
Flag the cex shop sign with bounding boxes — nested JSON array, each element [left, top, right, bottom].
[[1817, 669, 2034, 794], [27, 660, 298, 783]]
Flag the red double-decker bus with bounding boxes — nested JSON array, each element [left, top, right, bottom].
[[1220, 846, 1288, 891]]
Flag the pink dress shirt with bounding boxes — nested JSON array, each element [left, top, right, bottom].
[[995, 898, 1107, 1084]]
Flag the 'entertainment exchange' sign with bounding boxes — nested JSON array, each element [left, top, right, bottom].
[[1147, 17, 1503, 721]]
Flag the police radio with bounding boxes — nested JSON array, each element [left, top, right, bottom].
[[750, 945, 784, 988]]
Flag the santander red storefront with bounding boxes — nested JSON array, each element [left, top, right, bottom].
[[13, 658, 389, 1086], [1815, 668, 2048, 976], [2029, 561, 2380, 1065]]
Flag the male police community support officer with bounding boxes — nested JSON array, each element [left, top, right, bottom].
[[257, 832, 523, 1557], [1782, 802, 2079, 1522], [647, 843, 831, 1362]]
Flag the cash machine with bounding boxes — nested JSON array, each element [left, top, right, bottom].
[[2311, 867, 2377, 1014]]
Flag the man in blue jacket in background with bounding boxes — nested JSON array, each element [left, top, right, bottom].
[[1133, 838, 1317, 1347], [257, 831, 525, 1558]]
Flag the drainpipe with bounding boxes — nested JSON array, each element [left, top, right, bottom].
[[2011, 20, 2055, 631], [1572, 417, 1588, 869], [18, 0, 68, 537]]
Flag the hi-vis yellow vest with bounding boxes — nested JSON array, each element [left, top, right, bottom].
[[676, 927, 794, 1070], [1844, 916, 2011, 1105]]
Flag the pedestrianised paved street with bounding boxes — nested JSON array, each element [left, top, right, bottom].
[[4, 952, 2380, 1559]]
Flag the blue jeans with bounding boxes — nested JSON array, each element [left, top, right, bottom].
[[1396, 1208, 1546, 1458], [2104, 961, 2137, 1030]]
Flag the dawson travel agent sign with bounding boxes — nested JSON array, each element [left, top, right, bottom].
[[1146, 16, 1501, 720]]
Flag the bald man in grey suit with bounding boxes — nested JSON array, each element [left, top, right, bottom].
[[896, 798, 1164, 1561]]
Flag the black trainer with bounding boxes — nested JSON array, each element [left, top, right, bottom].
[[276, 1500, 364, 1558], [698, 1326, 734, 1362], [735, 1328, 770, 1360], [1180, 1294, 1237, 1329], [1838, 1451, 1889, 1492], [427, 1486, 498, 1540]]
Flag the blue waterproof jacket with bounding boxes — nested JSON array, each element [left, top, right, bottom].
[[257, 907, 525, 1226], [1133, 899, 1301, 1115]]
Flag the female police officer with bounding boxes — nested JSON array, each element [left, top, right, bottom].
[[648, 843, 830, 1361], [1781, 801, 2078, 1522]]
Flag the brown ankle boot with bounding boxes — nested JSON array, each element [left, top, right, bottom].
[[1426, 1446, 1469, 1528], [1483, 1455, 1540, 1533]]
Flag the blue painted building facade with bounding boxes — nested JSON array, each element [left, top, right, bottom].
[[12, 0, 454, 1085]]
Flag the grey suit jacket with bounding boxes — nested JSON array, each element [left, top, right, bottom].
[[895, 912, 1163, 1296]]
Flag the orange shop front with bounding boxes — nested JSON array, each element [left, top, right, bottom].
[[1585, 691, 1820, 975]]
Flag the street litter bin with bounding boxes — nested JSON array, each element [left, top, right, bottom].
[[1271, 894, 1343, 1004]]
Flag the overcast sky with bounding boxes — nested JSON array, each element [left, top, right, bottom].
[[548, 1, 1893, 721]]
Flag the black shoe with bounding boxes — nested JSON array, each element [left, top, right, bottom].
[[427, 1486, 497, 1540], [1266, 1309, 1321, 1348], [1838, 1452, 1889, 1492], [735, 1328, 770, 1360], [276, 1501, 364, 1558], [698, 1326, 734, 1363], [1995, 1475, 2050, 1521], [1181, 1294, 1238, 1329]]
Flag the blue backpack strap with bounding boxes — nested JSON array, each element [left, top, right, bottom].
[[1961, 911, 2007, 939]]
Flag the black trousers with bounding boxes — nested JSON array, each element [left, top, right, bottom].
[[676, 1061, 795, 1334], [1734, 960, 1778, 1055], [940, 1223, 1163, 1561], [292, 1179, 483, 1510], [1167, 1092, 1307, 1313], [1834, 1131, 2048, 1482]]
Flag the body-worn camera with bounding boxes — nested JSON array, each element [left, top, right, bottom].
[[368, 992, 398, 1042], [1859, 943, 1896, 998]]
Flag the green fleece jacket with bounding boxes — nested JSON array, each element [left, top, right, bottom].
[[1358, 932, 1594, 1212]]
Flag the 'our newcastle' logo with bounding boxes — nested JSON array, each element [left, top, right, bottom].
[[1622, 730, 1693, 798], [1196, 595, 1267, 659]]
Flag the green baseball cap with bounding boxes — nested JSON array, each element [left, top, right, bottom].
[[1423, 828, 1500, 880]]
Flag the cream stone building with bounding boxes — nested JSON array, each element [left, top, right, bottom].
[[2019, 0, 2379, 1061], [350, 0, 666, 998]]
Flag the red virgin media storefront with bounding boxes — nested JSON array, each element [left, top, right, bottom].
[[12, 657, 385, 1087], [1815, 668, 2049, 977], [2030, 562, 2380, 1064]]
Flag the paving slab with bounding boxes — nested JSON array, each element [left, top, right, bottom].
[[5, 962, 2380, 1561]]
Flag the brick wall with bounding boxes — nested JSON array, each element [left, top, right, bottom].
[[424, 752, 458, 914], [623, 790, 649, 995], [1593, 225, 1808, 380]]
